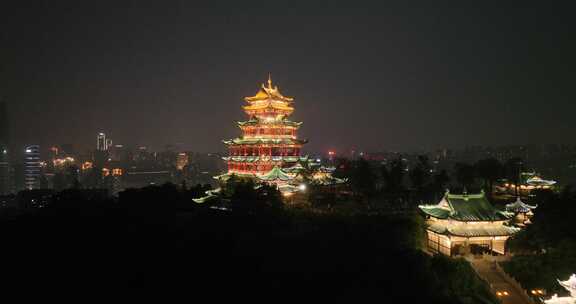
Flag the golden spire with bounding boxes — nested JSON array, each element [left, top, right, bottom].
[[245, 74, 294, 102]]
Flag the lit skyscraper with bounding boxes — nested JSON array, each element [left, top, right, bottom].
[[24, 145, 41, 190], [0, 101, 10, 194], [97, 132, 107, 151]]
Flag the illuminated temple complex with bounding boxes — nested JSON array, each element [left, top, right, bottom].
[[496, 171, 557, 196], [213, 76, 344, 195], [419, 190, 521, 256]]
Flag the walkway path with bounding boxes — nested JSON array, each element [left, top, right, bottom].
[[469, 258, 532, 304]]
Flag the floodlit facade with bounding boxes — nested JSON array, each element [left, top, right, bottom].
[[419, 190, 520, 256], [220, 76, 307, 180], [200, 75, 345, 200], [496, 172, 557, 196]]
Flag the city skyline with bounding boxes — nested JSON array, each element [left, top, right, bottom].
[[1, 3, 575, 299], [2, 3, 575, 153]]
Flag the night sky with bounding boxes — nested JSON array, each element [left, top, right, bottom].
[[1, 2, 575, 154]]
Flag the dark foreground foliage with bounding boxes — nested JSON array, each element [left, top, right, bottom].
[[0, 185, 496, 303], [504, 188, 576, 295]]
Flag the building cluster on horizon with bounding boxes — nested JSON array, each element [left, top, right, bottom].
[[0, 123, 226, 203], [1, 77, 573, 210]]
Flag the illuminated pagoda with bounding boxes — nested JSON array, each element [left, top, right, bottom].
[[217, 77, 306, 186], [545, 274, 576, 304], [419, 190, 520, 256], [216, 76, 309, 193], [193, 76, 345, 203]]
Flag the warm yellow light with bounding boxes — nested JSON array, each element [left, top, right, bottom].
[[53, 157, 75, 167], [82, 161, 93, 170]]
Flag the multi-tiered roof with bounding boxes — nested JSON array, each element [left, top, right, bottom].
[[506, 197, 538, 214], [419, 191, 519, 238], [219, 76, 307, 186]]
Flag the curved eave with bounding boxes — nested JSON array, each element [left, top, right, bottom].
[[244, 92, 294, 103], [225, 156, 303, 163], [449, 214, 512, 222], [506, 202, 538, 213], [192, 194, 218, 204], [258, 166, 294, 182], [427, 223, 521, 237], [243, 104, 294, 113], [418, 206, 451, 219], [237, 120, 303, 128], [223, 138, 307, 146]]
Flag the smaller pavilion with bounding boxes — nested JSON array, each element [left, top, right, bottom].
[[419, 190, 520, 256], [505, 196, 538, 226]]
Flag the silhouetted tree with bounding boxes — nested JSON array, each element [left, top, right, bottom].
[[349, 158, 376, 200], [82, 167, 103, 189], [53, 172, 67, 191], [386, 158, 406, 192], [432, 170, 450, 197], [454, 163, 477, 189], [475, 158, 504, 195], [504, 157, 525, 196], [410, 155, 432, 193]]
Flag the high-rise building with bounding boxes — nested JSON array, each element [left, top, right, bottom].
[[109, 144, 128, 162], [97, 132, 111, 151], [0, 148, 9, 194], [0, 101, 10, 194], [24, 145, 41, 190]]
